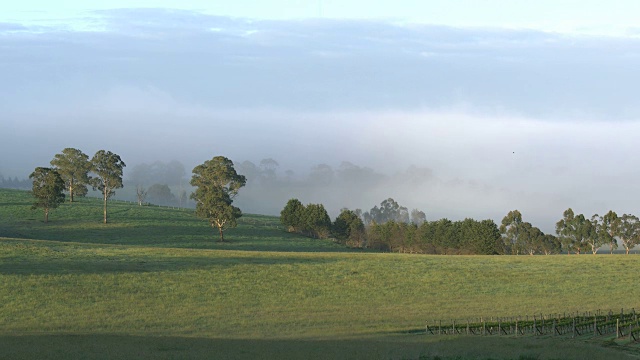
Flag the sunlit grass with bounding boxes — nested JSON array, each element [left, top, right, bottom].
[[1, 239, 640, 339], [2, 188, 640, 359]]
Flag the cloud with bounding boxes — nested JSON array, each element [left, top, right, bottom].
[[1, 9, 640, 118], [2, 9, 640, 232]]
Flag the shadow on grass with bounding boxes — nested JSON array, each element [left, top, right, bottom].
[[6, 222, 355, 252], [0, 254, 337, 276], [0, 334, 637, 360]]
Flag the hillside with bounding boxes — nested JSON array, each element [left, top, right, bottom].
[[0, 188, 348, 252], [2, 188, 640, 359]]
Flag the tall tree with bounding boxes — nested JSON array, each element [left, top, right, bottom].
[[190, 156, 246, 241], [618, 214, 640, 254], [500, 210, 524, 254], [556, 208, 588, 254], [29, 167, 65, 223], [50, 148, 91, 202], [598, 211, 620, 254], [583, 216, 602, 255], [90, 150, 126, 224]]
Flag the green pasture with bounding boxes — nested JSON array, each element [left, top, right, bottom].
[[1, 188, 640, 359]]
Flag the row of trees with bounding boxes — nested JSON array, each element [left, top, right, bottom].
[[499, 209, 640, 255], [280, 198, 640, 255], [280, 198, 500, 254], [30, 148, 125, 223], [555, 209, 639, 254], [29, 150, 246, 243]]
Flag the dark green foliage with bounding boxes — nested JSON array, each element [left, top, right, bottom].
[[90, 150, 126, 224], [499, 210, 523, 254], [332, 209, 365, 246], [556, 208, 589, 254], [617, 214, 640, 254], [50, 148, 91, 202], [366, 218, 501, 254], [302, 203, 331, 239], [190, 156, 246, 241], [29, 167, 65, 223], [280, 198, 306, 232]]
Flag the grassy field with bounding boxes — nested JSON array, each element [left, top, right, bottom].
[[1, 188, 640, 359]]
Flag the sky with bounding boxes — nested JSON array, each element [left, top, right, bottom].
[[2, 1, 640, 231]]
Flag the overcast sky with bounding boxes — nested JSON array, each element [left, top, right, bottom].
[[2, 1, 640, 231]]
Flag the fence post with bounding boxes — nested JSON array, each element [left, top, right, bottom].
[[617, 319, 620, 339], [498, 319, 501, 336], [594, 315, 597, 336], [439, 320, 442, 335]]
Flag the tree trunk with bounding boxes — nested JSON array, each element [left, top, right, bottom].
[[626, 247, 630, 255], [103, 191, 108, 224], [218, 226, 224, 242], [69, 184, 74, 203], [44, 208, 49, 223], [610, 242, 614, 254]]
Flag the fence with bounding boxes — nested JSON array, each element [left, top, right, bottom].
[[426, 308, 640, 344]]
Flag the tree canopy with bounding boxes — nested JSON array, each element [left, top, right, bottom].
[[29, 167, 65, 223], [90, 150, 126, 224], [50, 148, 91, 202], [190, 156, 246, 241]]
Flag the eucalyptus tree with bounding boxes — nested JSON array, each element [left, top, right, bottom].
[[540, 234, 562, 255], [50, 148, 91, 202], [190, 156, 246, 242], [29, 167, 65, 223], [520, 222, 544, 255], [584, 216, 603, 255], [90, 150, 126, 224], [500, 210, 524, 254], [598, 211, 620, 254], [617, 214, 640, 254], [556, 208, 588, 254]]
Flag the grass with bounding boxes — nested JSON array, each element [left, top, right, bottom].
[[0, 188, 349, 251], [1, 188, 640, 359]]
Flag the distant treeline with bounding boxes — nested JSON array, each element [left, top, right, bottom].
[[280, 198, 638, 255], [0, 175, 31, 190], [281, 197, 504, 255]]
